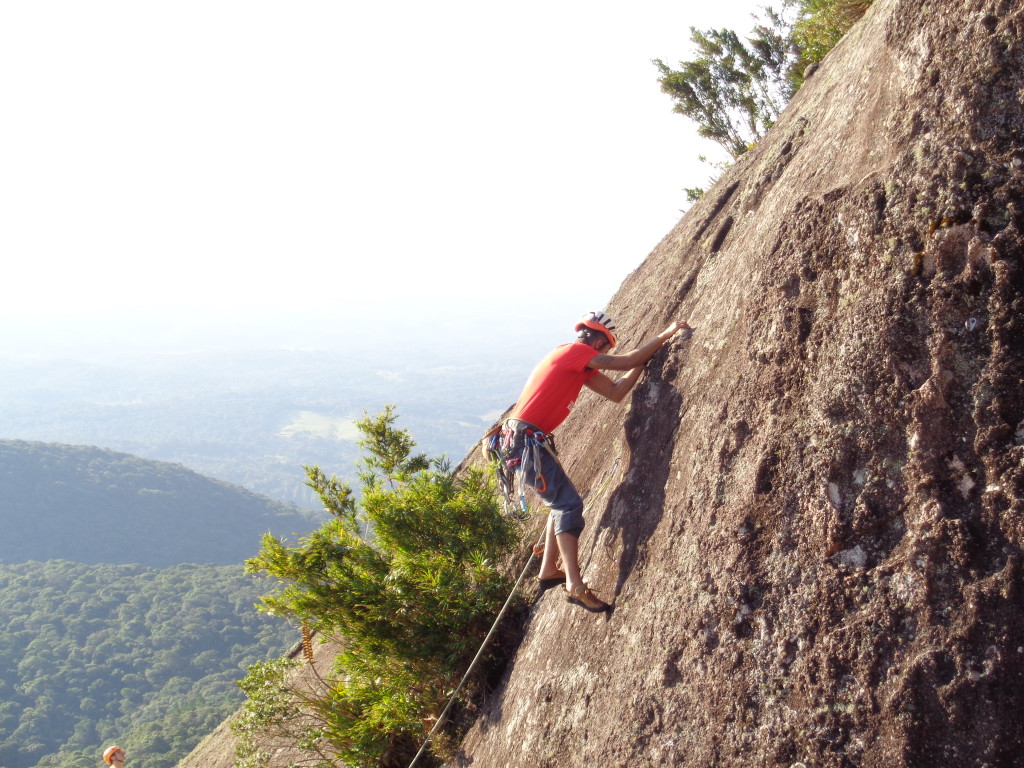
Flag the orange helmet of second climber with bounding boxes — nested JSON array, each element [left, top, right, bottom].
[[103, 746, 124, 765], [575, 310, 617, 348]]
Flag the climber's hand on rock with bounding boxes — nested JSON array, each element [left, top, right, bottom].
[[660, 321, 693, 342]]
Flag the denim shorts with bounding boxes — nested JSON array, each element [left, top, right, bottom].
[[523, 445, 585, 537]]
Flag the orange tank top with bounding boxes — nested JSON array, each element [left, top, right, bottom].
[[509, 343, 600, 433]]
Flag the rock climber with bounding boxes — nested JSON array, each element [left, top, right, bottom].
[[502, 310, 691, 612], [103, 746, 126, 768]]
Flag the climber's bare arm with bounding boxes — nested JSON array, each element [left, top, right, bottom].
[[585, 369, 645, 404], [587, 320, 692, 371]]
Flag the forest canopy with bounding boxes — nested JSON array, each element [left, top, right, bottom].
[[0, 561, 294, 768]]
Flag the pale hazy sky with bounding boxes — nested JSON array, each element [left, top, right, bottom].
[[1, 0, 766, 346]]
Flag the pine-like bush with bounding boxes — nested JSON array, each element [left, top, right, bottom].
[[237, 406, 520, 767]]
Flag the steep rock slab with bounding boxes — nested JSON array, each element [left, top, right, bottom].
[[450, 0, 1024, 766]]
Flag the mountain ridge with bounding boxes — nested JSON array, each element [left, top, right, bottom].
[[0, 439, 324, 567]]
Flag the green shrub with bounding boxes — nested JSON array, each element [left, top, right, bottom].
[[654, 5, 799, 160], [656, 0, 874, 198], [238, 406, 521, 767], [793, 0, 873, 69]]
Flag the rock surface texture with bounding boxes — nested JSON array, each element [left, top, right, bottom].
[[449, 0, 1024, 766]]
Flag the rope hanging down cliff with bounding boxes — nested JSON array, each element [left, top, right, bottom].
[[406, 457, 621, 768]]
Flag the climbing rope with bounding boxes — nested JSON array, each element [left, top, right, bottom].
[[405, 524, 545, 768], [405, 456, 622, 768]]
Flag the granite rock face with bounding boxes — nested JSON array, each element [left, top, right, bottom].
[[450, 0, 1024, 766]]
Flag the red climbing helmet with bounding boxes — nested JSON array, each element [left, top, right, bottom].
[[575, 310, 617, 348]]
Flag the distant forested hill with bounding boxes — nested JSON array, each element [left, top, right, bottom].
[[0, 441, 325, 566], [0, 560, 295, 768]]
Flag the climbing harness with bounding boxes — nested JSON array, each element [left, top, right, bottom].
[[486, 419, 560, 519], [483, 431, 521, 519]]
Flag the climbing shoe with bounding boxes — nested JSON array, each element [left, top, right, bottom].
[[564, 584, 610, 613]]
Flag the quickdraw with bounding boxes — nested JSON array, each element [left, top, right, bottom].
[[484, 419, 558, 520]]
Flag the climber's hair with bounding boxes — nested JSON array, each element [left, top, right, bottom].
[[577, 327, 611, 349]]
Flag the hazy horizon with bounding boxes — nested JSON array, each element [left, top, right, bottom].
[[1, 0, 771, 503], [3, 0, 767, 350]]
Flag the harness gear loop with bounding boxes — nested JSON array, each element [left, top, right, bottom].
[[499, 419, 562, 514], [484, 430, 524, 519], [484, 419, 564, 519]]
